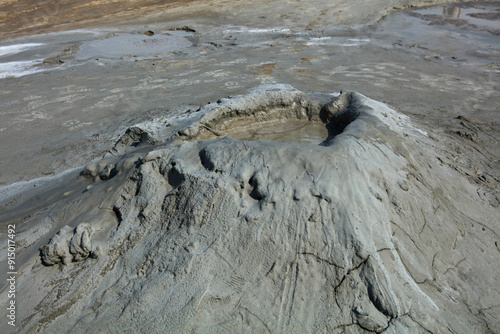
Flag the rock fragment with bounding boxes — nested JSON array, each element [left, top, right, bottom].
[[40, 222, 96, 266]]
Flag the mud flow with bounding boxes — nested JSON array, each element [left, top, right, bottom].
[[413, 4, 500, 30], [76, 31, 192, 60], [376, 2, 500, 65]]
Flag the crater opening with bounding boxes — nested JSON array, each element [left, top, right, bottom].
[[213, 119, 328, 145], [76, 31, 193, 60], [186, 90, 360, 146]]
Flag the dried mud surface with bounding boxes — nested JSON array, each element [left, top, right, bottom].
[[0, 0, 499, 333], [1, 85, 499, 333], [0, 0, 498, 189]]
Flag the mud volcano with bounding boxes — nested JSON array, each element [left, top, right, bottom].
[[1, 85, 499, 333]]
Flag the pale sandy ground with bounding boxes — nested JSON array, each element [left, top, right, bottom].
[[0, 0, 499, 333]]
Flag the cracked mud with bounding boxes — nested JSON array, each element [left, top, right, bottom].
[[0, 0, 499, 333]]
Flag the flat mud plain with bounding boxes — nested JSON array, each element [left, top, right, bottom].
[[0, 0, 499, 333]]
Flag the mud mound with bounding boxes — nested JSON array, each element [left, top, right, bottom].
[[1, 85, 499, 333]]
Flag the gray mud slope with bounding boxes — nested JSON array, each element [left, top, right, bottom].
[[1, 85, 499, 333]]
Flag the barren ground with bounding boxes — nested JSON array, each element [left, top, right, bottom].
[[0, 0, 498, 192], [0, 1, 499, 333]]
